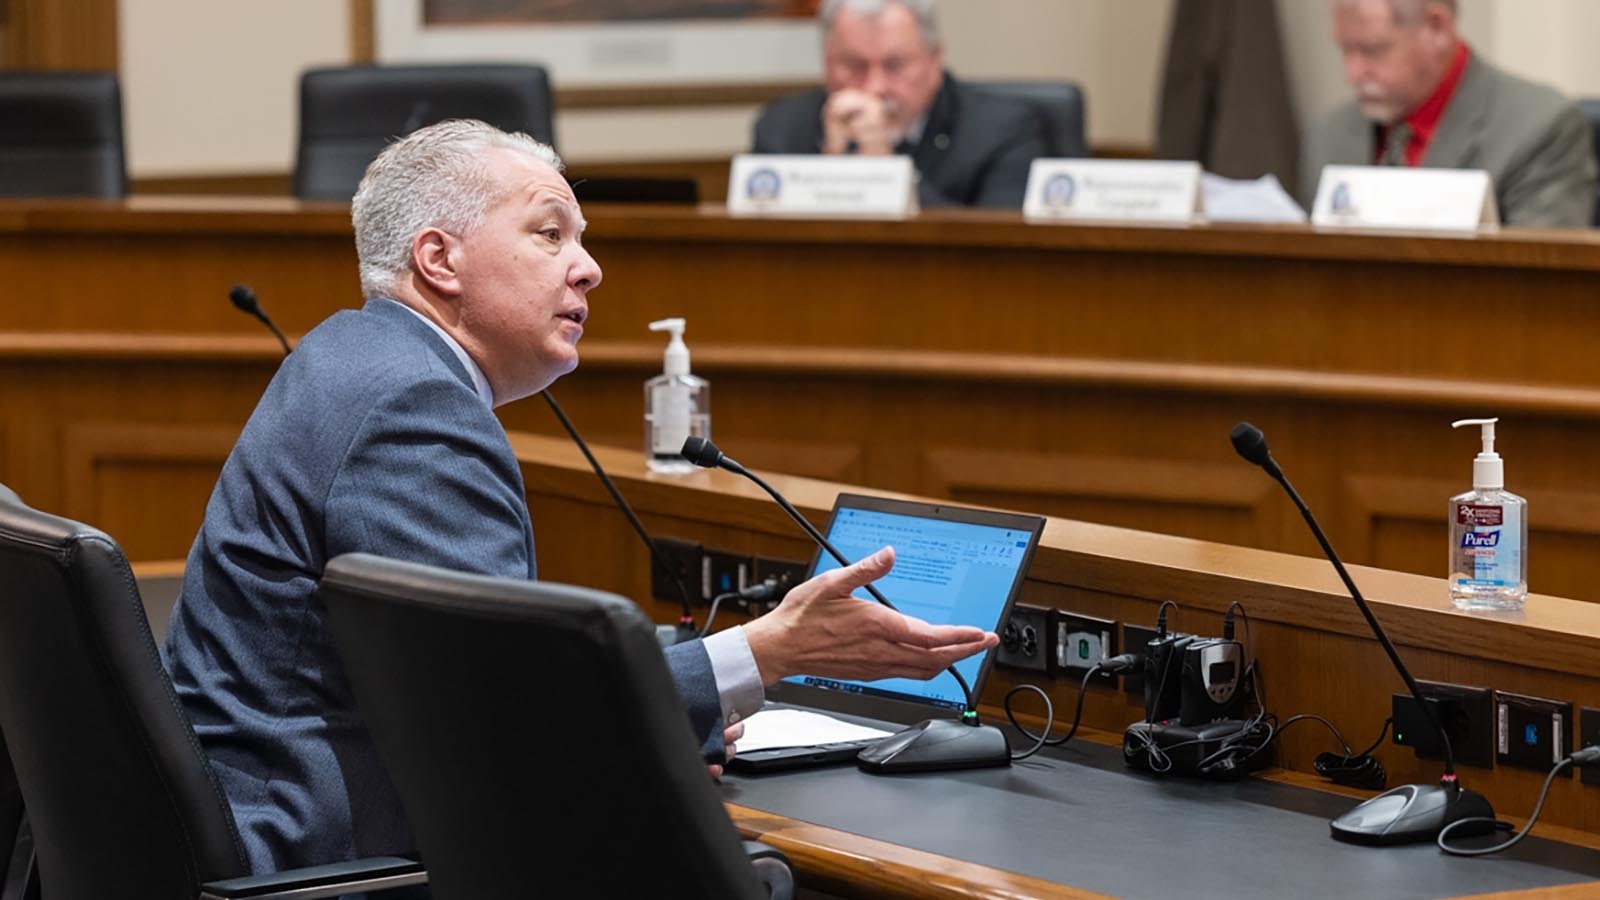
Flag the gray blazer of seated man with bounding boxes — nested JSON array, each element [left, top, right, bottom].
[[1302, 0, 1595, 228]]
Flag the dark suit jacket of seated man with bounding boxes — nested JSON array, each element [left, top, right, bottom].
[[752, 71, 1047, 209], [161, 119, 997, 873]]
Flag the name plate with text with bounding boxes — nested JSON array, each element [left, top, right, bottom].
[[1312, 165, 1497, 232], [727, 154, 918, 218], [1024, 159, 1201, 223]]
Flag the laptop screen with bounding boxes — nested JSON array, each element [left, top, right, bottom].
[[771, 493, 1044, 719]]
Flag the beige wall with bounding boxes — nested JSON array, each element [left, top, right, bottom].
[[119, 0, 349, 177], [116, 0, 1600, 179], [118, 0, 1176, 176]]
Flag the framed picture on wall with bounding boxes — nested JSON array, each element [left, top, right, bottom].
[[375, 0, 824, 89]]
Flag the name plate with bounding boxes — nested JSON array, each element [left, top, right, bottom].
[[727, 154, 918, 218], [1024, 159, 1201, 223], [1311, 165, 1497, 232]]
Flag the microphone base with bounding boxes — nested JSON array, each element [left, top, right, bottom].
[[1329, 782, 1495, 845], [856, 718, 1011, 774]]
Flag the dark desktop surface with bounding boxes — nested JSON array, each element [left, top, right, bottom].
[[722, 735, 1600, 900]]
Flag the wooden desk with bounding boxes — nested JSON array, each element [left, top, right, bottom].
[[511, 432, 1600, 843], [6, 199, 1600, 600]]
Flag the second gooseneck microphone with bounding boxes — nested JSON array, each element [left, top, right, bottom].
[[1229, 421, 1494, 845], [681, 435, 1011, 773], [229, 284, 292, 356]]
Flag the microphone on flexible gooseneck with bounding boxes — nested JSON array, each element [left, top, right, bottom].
[[681, 436, 1010, 773], [1229, 422, 1494, 845], [229, 284, 292, 356]]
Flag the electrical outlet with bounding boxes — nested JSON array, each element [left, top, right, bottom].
[[752, 556, 809, 594], [1581, 707, 1600, 787], [996, 603, 1050, 673], [1496, 691, 1573, 774], [703, 549, 751, 601], [1391, 681, 1494, 769], [1053, 611, 1117, 682], [1122, 624, 1159, 696], [651, 537, 703, 606]]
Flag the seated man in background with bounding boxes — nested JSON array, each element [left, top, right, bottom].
[[1303, 0, 1595, 227], [162, 119, 997, 873], [752, 0, 1046, 208]]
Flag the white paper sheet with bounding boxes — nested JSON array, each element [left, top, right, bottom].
[[735, 708, 894, 753], [1201, 173, 1308, 224]]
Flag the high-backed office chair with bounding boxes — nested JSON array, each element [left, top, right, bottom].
[[976, 80, 1089, 159], [1577, 99, 1600, 226], [0, 72, 127, 198], [0, 491, 425, 900], [319, 553, 796, 900], [293, 64, 556, 201]]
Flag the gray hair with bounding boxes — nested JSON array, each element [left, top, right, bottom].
[[351, 118, 562, 299], [1337, 0, 1457, 26], [820, 0, 941, 49]]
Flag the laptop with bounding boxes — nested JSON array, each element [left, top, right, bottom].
[[728, 493, 1044, 772]]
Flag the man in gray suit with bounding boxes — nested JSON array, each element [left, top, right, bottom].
[[163, 119, 996, 873], [751, 0, 1046, 208], [1302, 0, 1595, 228]]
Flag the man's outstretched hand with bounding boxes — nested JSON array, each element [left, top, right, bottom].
[[742, 546, 997, 687]]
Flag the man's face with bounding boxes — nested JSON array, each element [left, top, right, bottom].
[[1333, 0, 1453, 124], [823, 2, 943, 134], [451, 148, 601, 404]]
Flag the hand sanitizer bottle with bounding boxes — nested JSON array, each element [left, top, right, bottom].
[[1448, 418, 1527, 609], [644, 318, 709, 474]]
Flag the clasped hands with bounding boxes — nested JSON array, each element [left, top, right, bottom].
[[822, 89, 904, 156]]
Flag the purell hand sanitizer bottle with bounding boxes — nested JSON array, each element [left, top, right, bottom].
[[1448, 418, 1528, 610], [643, 318, 709, 474]]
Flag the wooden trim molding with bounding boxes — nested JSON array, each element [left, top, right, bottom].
[[728, 804, 1113, 900], [348, 0, 374, 64]]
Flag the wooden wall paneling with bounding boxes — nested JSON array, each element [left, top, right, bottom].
[[61, 423, 240, 561], [7, 0, 117, 70], [923, 447, 1279, 549]]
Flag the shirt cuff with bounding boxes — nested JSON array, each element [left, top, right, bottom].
[[702, 626, 765, 725]]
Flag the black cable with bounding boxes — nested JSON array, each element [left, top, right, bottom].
[[540, 390, 696, 625], [1438, 755, 1572, 855], [699, 591, 739, 639], [1003, 654, 1140, 761]]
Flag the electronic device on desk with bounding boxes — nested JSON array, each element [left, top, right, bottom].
[[1123, 604, 1270, 778], [720, 490, 1044, 774]]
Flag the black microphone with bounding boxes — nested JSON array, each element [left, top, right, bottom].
[[1230, 422, 1493, 845], [681, 435, 1010, 774], [228, 284, 292, 356], [540, 391, 698, 645]]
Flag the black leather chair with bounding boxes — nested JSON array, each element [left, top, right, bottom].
[[977, 79, 1089, 159], [319, 553, 796, 900], [0, 491, 425, 899], [293, 63, 556, 201], [0, 72, 127, 198], [1577, 99, 1600, 226]]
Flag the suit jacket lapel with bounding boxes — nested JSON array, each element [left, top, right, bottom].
[[911, 72, 957, 175], [1422, 55, 1489, 169]]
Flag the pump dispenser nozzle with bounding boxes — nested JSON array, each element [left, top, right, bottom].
[[648, 318, 689, 376], [1452, 417, 1502, 490]]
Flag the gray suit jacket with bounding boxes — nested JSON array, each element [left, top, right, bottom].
[[1301, 54, 1596, 228], [751, 71, 1046, 208], [163, 299, 724, 872]]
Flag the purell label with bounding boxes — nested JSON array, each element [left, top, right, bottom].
[[1455, 503, 1521, 587], [1457, 504, 1503, 526]]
